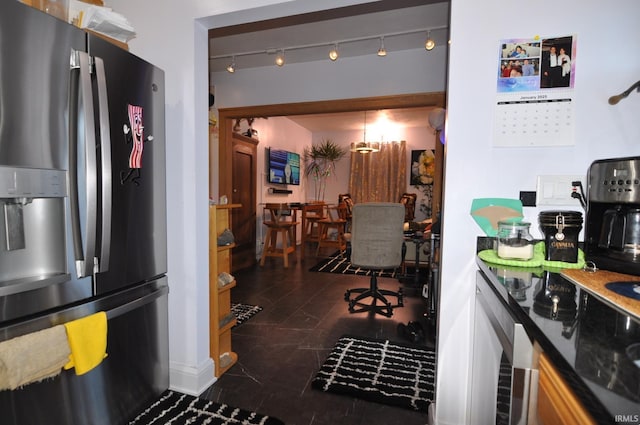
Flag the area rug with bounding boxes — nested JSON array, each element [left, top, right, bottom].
[[309, 252, 398, 278], [311, 335, 435, 412], [231, 303, 263, 328], [129, 389, 285, 425]]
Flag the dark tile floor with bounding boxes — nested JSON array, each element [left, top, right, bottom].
[[202, 249, 436, 425]]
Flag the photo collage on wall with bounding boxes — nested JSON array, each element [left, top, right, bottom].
[[493, 35, 577, 147]]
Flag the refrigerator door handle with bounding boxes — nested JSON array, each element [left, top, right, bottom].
[[105, 285, 169, 320], [94, 56, 111, 273], [69, 50, 97, 279]]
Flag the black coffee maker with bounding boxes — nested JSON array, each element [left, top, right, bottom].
[[585, 156, 640, 276]]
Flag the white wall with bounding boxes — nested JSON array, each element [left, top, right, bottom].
[[440, 1, 640, 424]]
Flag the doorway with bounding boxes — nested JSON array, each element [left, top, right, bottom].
[[217, 92, 446, 267], [230, 132, 258, 271]]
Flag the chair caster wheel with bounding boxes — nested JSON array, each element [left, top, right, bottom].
[[344, 291, 351, 301]]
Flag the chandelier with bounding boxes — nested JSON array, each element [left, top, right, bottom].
[[350, 111, 380, 154]]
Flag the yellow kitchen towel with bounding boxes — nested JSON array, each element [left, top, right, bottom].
[[64, 311, 108, 375], [0, 325, 70, 390]]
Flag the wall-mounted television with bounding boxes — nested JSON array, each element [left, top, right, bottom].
[[267, 148, 301, 185]]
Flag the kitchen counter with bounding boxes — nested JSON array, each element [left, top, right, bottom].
[[476, 249, 640, 423]]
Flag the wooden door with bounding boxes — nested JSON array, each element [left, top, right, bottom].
[[231, 133, 257, 271]]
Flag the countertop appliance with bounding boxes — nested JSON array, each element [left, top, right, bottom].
[[585, 156, 640, 275], [0, 2, 168, 424]]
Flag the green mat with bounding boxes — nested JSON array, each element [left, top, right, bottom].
[[478, 242, 585, 269]]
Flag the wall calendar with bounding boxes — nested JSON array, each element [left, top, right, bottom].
[[493, 35, 576, 147]]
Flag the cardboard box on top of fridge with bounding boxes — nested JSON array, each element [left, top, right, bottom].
[[19, 0, 131, 49], [20, 0, 103, 22], [68, 0, 136, 44]]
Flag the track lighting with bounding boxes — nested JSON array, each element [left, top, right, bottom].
[[226, 56, 235, 73], [377, 37, 387, 57], [210, 26, 448, 71], [329, 44, 339, 61], [424, 31, 435, 51]]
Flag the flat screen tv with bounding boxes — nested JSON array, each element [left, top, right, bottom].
[[267, 148, 301, 185]]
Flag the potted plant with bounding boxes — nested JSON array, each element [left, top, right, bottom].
[[303, 139, 348, 202]]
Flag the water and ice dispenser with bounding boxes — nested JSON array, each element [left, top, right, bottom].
[[0, 166, 68, 289]]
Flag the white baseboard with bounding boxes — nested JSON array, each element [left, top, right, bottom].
[[428, 402, 435, 425], [169, 358, 216, 396]]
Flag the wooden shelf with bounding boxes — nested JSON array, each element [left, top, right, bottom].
[[218, 279, 236, 293], [219, 318, 237, 333], [217, 351, 238, 376], [217, 242, 236, 252], [209, 204, 241, 378]]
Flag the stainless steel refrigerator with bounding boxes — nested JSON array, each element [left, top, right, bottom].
[[0, 2, 168, 424]]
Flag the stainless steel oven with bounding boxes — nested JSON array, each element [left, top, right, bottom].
[[470, 271, 538, 425]]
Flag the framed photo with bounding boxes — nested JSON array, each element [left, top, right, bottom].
[[411, 150, 435, 186]]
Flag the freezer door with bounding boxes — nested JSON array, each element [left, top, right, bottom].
[[0, 278, 169, 425], [88, 36, 167, 294]]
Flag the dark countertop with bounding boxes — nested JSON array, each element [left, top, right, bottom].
[[476, 244, 640, 424]]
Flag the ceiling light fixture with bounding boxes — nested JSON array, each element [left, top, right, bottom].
[[329, 44, 339, 61], [275, 50, 285, 67], [424, 31, 435, 51], [350, 111, 380, 154], [377, 37, 387, 57], [226, 56, 235, 73]]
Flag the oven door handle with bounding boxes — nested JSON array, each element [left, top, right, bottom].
[[511, 366, 538, 425]]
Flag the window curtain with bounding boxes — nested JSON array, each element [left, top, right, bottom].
[[348, 140, 406, 204]]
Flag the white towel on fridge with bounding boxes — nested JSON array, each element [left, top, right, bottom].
[[0, 325, 70, 391]]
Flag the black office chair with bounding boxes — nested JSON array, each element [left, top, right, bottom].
[[344, 202, 405, 317]]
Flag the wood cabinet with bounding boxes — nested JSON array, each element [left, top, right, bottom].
[[209, 203, 241, 377], [537, 352, 596, 425]]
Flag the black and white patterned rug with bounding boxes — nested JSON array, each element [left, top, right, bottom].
[[231, 303, 263, 328], [311, 335, 435, 412], [309, 252, 398, 278], [129, 390, 285, 425]]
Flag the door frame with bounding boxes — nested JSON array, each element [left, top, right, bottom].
[[217, 91, 446, 221]]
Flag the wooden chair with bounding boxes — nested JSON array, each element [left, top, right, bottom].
[[399, 193, 417, 222], [316, 203, 348, 257], [260, 203, 299, 268], [338, 193, 354, 231], [301, 202, 325, 257]]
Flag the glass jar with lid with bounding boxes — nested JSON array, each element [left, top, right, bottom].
[[496, 219, 534, 260]]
